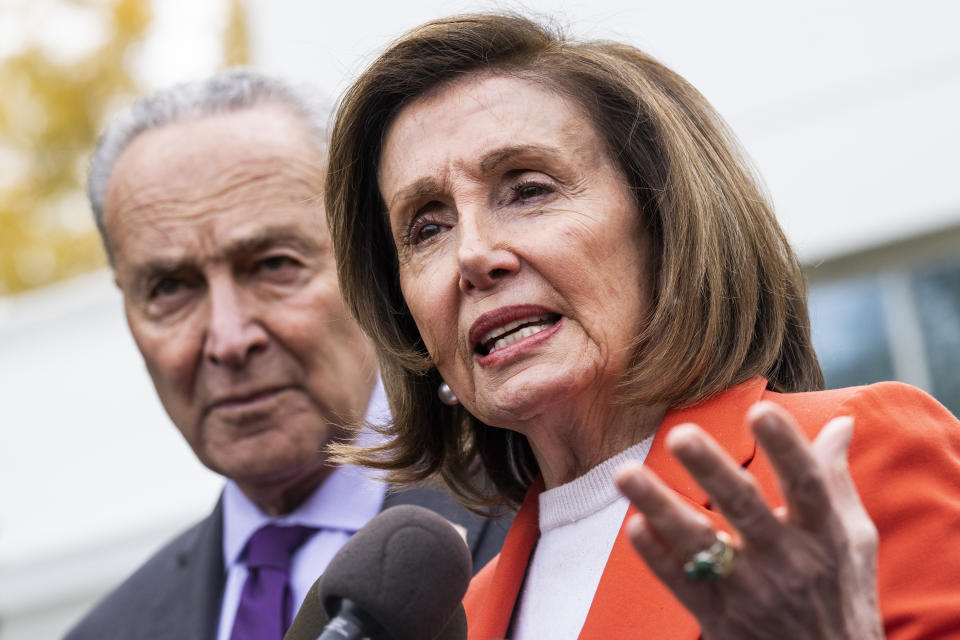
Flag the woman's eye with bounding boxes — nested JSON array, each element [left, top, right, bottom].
[[417, 223, 442, 243], [513, 182, 549, 201], [406, 214, 446, 246]]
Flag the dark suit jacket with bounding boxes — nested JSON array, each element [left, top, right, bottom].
[[65, 484, 510, 640]]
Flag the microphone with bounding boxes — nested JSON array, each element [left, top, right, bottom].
[[284, 504, 472, 640]]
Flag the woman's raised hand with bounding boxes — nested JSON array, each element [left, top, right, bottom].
[[615, 401, 884, 640]]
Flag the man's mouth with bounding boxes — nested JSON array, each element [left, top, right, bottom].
[[209, 386, 290, 412], [475, 313, 561, 356]]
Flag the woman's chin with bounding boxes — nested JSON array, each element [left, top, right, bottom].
[[472, 374, 586, 429]]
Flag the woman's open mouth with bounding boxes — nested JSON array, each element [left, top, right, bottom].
[[474, 313, 562, 356]]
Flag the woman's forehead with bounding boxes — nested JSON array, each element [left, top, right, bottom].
[[378, 75, 604, 189]]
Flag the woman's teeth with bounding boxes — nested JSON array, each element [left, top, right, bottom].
[[489, 322, 552, 353], [480, 314, 558, 355]]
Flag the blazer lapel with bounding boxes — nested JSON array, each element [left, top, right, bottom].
[[645, 377, 765, 505], [144, 498, 226, 640], [186, 500, 228, 640], [466, 477, 543, 640], [579, 377, 767, 639]]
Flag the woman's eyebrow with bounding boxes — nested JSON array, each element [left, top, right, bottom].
[[386, 145, 564, 210], [479, 144, 560, 174], [388, 176, 444, 210]]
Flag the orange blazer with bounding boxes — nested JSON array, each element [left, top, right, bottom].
[[464, 378, 960, 639]]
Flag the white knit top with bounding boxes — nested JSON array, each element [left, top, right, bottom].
[[509, 436, 655, 639]]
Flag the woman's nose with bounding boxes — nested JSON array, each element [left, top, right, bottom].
[[456, 216, 520, 293]]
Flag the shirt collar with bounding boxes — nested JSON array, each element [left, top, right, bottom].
[[221, 377, 391, 567]]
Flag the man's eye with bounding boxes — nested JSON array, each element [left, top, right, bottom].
[[151, 277, 182, 298], [259, 255, 296, 271]]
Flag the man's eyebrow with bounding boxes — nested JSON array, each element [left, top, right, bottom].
[[129, 228, 323, 284], [224, 227, 325, 256], [479, 144, 559, 174], [129, 257, 193, 291]]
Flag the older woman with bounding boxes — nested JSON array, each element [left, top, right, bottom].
[[325, 13, 960, 640]]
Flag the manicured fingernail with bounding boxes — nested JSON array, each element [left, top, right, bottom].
[[615, 462, 644, 490], [747, 400, 776, 423], [747, 402, 785, 437], [822, 415, 854, 457], [627, 513, 647, 539], [830, 415, 854, 433], [665, 423, 701, 453]]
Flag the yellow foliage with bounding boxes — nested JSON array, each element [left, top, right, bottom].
[[0, 0, 249, 295], [224, 0, 251, 68]]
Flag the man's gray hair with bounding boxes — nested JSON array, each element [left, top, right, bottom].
[[88, 68, 329, 258]]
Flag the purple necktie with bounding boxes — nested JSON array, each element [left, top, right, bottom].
[[229, 524, 316, 640]]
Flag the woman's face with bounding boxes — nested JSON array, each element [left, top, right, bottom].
[[378, 74, 655, 430]]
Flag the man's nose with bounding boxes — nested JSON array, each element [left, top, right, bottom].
[[456, 211, 520, 293], [203, 279, 268, 368]]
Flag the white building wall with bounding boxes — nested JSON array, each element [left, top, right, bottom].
[[0, 273, 222, 638]]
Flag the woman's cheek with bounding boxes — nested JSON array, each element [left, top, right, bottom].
[[404, 284, 447, 364]]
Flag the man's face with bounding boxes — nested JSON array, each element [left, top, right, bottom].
[[104, 105, 376, 505]]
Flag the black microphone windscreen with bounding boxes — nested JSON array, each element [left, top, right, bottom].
[[284, 577, 328, 640], [320, 504, 472, 640], [285, 577, 469, 640], [436, 603, 468, 640]]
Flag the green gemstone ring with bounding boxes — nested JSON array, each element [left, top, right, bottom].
[[683, 531, 736, 581]]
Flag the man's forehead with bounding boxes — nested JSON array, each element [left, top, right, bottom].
[[102, 106, 328, 264], [105, 105, 322, 210], [106, 143, 322, 215], [105, 185, 329, 267], [115, 104, 320, 173], [107, 160, 323, 224]]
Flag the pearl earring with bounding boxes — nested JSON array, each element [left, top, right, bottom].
[[438, 381, 459, 406]]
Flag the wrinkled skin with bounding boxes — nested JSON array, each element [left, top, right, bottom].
[[378, 74, 664, 488], [105, 105, 376, 515], [616, 402, 884, 640]]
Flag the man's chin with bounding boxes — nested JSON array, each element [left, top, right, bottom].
[[225, 459, 334, 514], [215, 449, 322, 480]]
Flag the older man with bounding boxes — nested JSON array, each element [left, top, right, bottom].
[[65, 70, 507, 640]]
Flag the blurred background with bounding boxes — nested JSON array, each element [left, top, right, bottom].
[[1, 0, 958, 637]]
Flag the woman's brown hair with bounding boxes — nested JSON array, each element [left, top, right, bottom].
[[326, 13, 823, 511]]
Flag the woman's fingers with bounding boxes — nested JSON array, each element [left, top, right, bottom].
[[621, 512, 710, 605], [615, 462, 718, 559], [617, 406, 883, 640], [810, 415, 880, 563], [809, 416, 860, 514], [748, 402, 837, 532], [665, 424, 781, 547]]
